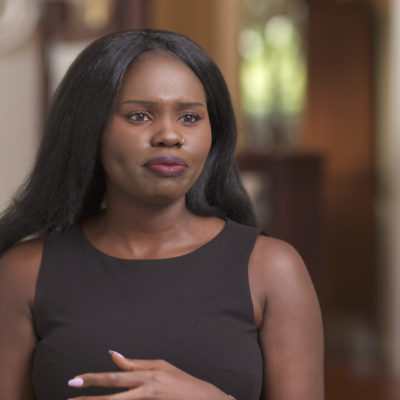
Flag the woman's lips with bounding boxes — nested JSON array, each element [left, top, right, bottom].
[[143, 156, 188, 176]]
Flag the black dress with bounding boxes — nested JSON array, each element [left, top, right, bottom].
[[32, 219, 263, 400]]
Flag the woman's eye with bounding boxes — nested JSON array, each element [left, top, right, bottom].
[[179, 113, 200, 124], [126, 112, 151, 122]]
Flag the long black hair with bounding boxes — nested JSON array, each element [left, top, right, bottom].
[[0, 29, 256, 255]]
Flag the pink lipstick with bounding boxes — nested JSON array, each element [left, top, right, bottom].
[[143, 156, 188, 176]]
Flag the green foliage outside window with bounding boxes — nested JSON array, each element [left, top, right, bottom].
[[239, 16, 306, 119]]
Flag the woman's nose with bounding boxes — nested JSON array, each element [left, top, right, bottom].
[[151, 120, 184, 148]]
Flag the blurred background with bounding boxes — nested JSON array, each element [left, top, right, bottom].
[[0, 0, 399, 398]]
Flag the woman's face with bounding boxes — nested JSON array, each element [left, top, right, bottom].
[[101, 51, 212, 208]]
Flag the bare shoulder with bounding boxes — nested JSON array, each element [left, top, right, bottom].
[[0, 238, 44, 308], [251, 234, 304, 267], [0, 238, 44, 272], [249, 235, 311, 296], [248, 234, 321, 327]]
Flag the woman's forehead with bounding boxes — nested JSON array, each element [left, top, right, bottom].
[[118, 51, 207, 103]]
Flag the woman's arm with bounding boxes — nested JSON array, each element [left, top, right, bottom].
[[249, 236, 324, 400], [0, 240, 43, 400]]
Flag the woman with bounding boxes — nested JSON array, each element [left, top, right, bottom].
[[0, 30, 324, 400]]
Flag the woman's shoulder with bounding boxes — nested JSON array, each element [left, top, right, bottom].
[[0, 239, 44, 307], [249, 234, 315, 303], [251, 234, 305, 273], [1, 238, 44, 268]]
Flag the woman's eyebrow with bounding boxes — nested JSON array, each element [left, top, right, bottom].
[[121, 99, 205, 107], [121, 99, 156, 105]]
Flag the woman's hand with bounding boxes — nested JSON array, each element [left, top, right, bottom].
[[67, 350, 232, 400]]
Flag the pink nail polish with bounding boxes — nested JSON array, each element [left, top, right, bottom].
[[68, 377, 84, 387], [108, 349, 125, 358]]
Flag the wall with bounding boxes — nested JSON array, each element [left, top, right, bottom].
[[378, 0, 400, 376], [0, 31, 42, 212]]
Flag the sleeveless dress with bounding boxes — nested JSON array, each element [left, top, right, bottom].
[[32, 219, 263, 400]]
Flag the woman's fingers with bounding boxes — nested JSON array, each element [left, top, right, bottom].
[[68, 371, 149, 388], [109, 351, 172, 373], [108, 350, 134, 371], [67, 386, 147, 400], [68, 352, 175, 390], [67, 356, 228, 400]]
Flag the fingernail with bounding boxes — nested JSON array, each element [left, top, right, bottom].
[[108, 349, 124, 358], [68, 377, 84, 387]]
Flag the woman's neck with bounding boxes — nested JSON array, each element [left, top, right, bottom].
[[102, 198, 193, 236], [83, 198, 213, 259]]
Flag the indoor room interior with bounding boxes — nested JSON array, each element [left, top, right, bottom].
[[0, 0, 399, 398]]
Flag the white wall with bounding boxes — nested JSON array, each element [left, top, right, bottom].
[[378, 0, 400, 376], [0, 31, 41, 212]]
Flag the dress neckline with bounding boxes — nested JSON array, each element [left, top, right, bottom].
[[77, 218, 229, 263]]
